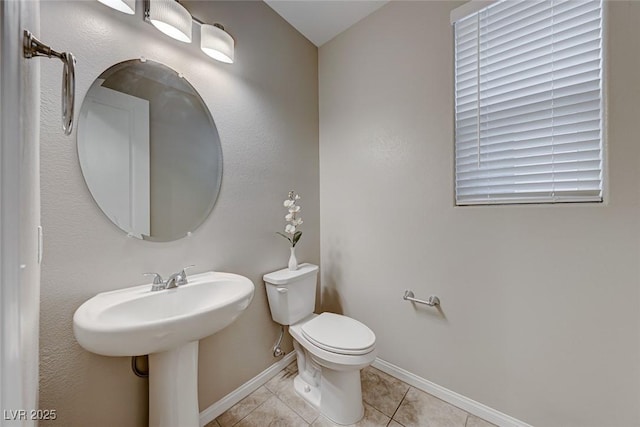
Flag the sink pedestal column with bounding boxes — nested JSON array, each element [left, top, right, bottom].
[[148, 341, 199, 427]]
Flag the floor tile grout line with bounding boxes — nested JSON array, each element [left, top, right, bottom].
[[389, 385, 411, 422], [228, 391, 275, 427], [363, 366, 411, 419], [388, 374, 480, 426], [388, 415, 407, 427], [273, 391, 318, 425], [268, 369, 318, 424], [265, 370, 293, 395]]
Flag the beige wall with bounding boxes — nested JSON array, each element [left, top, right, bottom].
[[319, 1, 640, 426], [39, 1, 318, 426]]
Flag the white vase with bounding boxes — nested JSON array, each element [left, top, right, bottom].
[[288, 247, 298, 271]]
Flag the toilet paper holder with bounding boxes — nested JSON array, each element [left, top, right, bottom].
[[403, 290, 440, 307]]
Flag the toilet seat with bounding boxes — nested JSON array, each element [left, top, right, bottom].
[[301, 313, 376, 356]]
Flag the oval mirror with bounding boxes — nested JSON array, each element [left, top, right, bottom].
[[77, 59, 223, 242]]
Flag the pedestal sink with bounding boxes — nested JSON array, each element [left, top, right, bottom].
[[73, 271, 254, 427]]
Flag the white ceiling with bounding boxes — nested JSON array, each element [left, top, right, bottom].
[[264, 1, 389, 47]]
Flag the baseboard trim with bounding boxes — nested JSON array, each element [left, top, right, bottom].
[[372, 358, 533, 427], [199, 352, 296, 427]]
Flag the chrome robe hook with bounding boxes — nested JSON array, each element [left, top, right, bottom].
[[23, 30, 76, 135]]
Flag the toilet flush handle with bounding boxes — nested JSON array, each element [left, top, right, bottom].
[[276, 287, 288, 293]]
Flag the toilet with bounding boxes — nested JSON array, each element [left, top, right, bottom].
[[263, 263, 376, 425]]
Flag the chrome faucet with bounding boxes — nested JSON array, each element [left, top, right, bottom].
[[179, 265, 195, 286], [144, 265, 195, 291], [165, 272, 184, 289], [143, 273, 165, 292]]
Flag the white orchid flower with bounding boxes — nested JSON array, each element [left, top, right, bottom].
[[278, 191, 303, 249]]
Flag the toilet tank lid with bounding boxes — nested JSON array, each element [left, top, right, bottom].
[[263, 263, 318, 285]]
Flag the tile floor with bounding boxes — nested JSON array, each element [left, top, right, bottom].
[[205, 362, 496, 427]]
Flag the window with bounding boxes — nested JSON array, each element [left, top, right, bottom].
[[453, 0, 604, 205]]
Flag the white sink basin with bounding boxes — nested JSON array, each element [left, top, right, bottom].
[[74, 271, 254, 356], [73, 271, 255, 427]]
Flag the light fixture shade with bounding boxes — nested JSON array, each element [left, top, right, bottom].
[[148, 0, 192, 43], [201, 24, 234, 64], [97, 0, 135, 14]]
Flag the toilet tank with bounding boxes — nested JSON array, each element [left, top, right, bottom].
[[263, 263, 319, 325]]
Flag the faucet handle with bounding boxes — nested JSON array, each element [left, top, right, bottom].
[[143, 272, 163, 284], [179, 265, 195, 285], [143, 273, 164, 291]]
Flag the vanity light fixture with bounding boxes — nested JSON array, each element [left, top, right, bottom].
[[142, 0, 235, 64], [200, 23, 234, 64], [145, 0, 192, 43], [97, 0, 135, 14]]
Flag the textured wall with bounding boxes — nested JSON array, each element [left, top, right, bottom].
[[319, 1, 640, 426], [39, 1, 318, 426]]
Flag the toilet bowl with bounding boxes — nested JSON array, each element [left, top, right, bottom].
[[263, 264, 376, 425]]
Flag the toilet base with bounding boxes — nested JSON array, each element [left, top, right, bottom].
[[288, 315, 375, 426], [294, 375, 320, 408], [319, 367, 364, 425], [294, 367, 364, 425]]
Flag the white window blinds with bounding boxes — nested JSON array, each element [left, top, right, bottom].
[[454, 0, 604, 205]]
